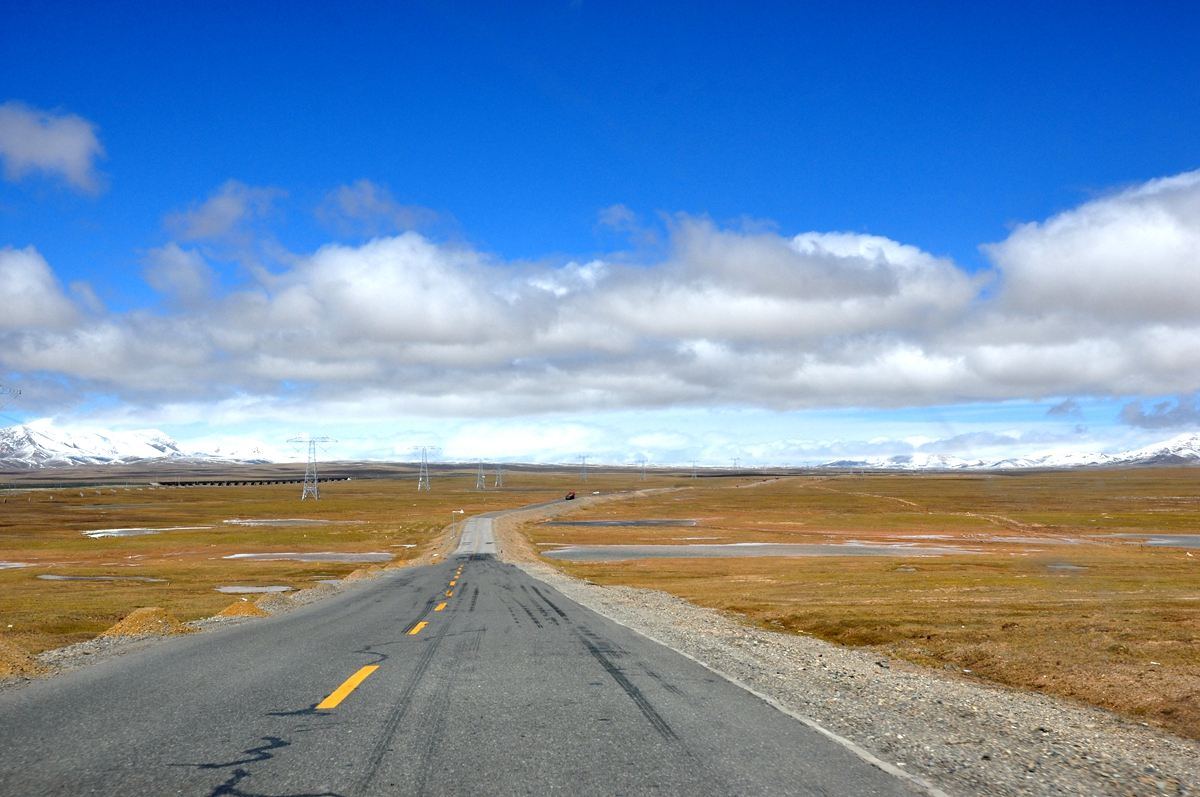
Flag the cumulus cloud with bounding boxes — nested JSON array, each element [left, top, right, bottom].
[[316, 180, 438, 237], [0, 101, 105, 192], [1120, 395, 1200, 429], [165, 180, 283, 242], [987, 170, 1200, 322], [0, 246, 79, 329], [143, 244, 216, 305], [8, 169, 1200, 419]]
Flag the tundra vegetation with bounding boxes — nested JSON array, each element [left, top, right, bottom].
[[522, 469, 1200, 741]]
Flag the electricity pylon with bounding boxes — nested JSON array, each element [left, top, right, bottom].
[[579, 455, 588, 483], [414, 446, 435, 491], [690, 460, 698, 479], [494, 463, 503, 488], [637, 458, 647, 480], [287, 436, 332, 500], [476, 460, 487, 490]]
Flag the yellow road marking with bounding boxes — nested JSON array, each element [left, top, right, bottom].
[[316, 666, 378, 709], [446, 590, 453, 597], [408, 621, 428, 635], [435, 602, 447, 611], [450, 580, 456, 585]]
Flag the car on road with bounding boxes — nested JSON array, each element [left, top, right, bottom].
[[565, 491, 576, 500]]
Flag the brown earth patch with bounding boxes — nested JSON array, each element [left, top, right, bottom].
[[100, 607, 195, 637], [215, 600, 270, 618], [0, 637, 46, 678]]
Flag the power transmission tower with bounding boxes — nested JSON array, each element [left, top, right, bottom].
[[579, 455, 588, 483], [637, 458, 647, 481], [414, 446, 435, 491], [494, 463, 503, 488], [476, 460, 487, 490], [690, 460, 698, 479], [731, 457, 740, 475], [287, 436, 332, 500]]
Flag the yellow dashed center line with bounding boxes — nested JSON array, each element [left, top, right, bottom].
[[449, 580, 456, 585], [446, 590, 453, 597], [316, 666, 378, 710], [408, 621, 428, 635], [435, 602, 447, 611]]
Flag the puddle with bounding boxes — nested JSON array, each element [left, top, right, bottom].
[[214, 585, 292, 593], [1047, 564, 1089, 571], [543, 542, 980, 562], [1104, 534, 1200, 549], [541, 519, 698, 527], [0, 562, 29, 569], [82, 526, 211, 538], [222, 552, 392, 563], [317, 579, 343, 585], [63, 504, 163, 511], [223, 519, 366, 527], [37, 574, 168, 582]]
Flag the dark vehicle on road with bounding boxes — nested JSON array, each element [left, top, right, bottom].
[[565, 491, 576, 500]]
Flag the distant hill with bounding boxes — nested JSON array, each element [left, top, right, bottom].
[[0, 420, 270, 469], [823, 433, 1200, 471]]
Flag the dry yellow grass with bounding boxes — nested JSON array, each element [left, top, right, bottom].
[[521, 470, 1200, 740], [0, 467, 684, 657]]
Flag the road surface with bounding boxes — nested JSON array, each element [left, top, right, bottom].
[[0, 511, 923, 796]]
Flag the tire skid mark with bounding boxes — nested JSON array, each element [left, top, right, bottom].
[[411, 632, 481, 795], [529, 585, 570, 620], [574, 627, 678, 741], [519, 585, 558, 624], [353, 608, 455, 796], [402, 595, 441, 634], [468, 586, 479, 612], [513, 598, 543, 628]]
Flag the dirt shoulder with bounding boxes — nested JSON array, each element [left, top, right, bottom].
[[494, 511, 1200, 797]]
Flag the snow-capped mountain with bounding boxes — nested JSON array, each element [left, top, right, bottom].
[[0, 420, 273, 468], [825, 433, 1200, 471]]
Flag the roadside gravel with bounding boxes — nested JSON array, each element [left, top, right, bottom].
[[509, 555, 1200, 797]]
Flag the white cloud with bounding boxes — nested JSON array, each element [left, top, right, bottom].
[[165, 180, 283, 242], [987, 169, 1200, 322], [316, 179, 438, 236], [8, 170, 1200, 422], [0, 246, 79, 329], [0, 101, 105, 193]]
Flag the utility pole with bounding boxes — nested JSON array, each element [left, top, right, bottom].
[[287, 436, 332, 500], [476, 460, 487, 490]]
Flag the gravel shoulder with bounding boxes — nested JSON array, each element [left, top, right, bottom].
[[494, 503, 1200, 797]]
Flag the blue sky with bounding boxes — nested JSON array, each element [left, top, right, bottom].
[[2, 1, 1200, 464]]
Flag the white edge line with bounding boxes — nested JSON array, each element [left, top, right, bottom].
[[513, 563, 953, 797]]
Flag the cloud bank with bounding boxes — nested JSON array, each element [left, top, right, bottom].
[[4, 170, 1200, 420], [0, 101, 105, 192]]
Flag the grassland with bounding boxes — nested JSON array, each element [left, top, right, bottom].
[[521, 470, 1200, 740], [0, 465, 626, 653]]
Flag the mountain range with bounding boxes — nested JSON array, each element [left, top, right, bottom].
[[0, 421, 271, 468], [823, 433, 1200, 470], [2, 420, 1200, 471]]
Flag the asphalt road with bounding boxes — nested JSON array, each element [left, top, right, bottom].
[[0, 513, 922, 796]]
